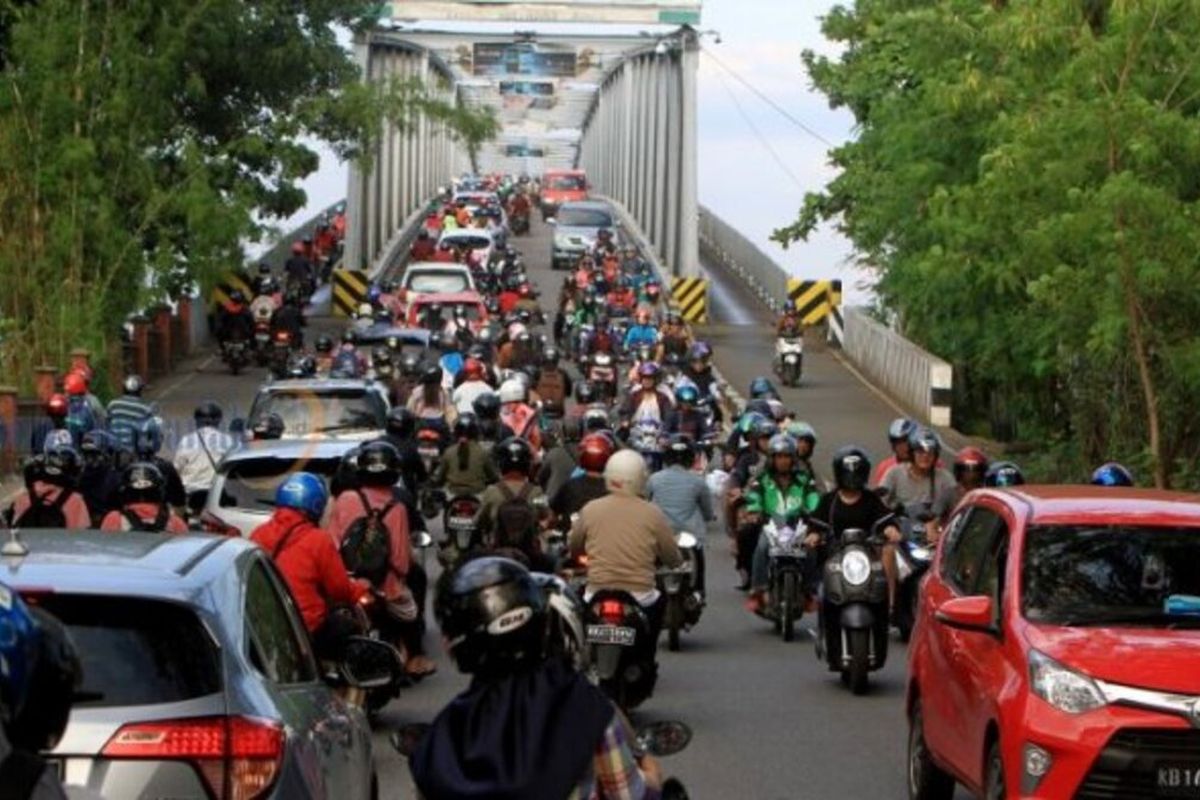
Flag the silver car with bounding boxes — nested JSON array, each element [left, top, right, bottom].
[[550, 200, 621, 269], [9, 531, 382, 799], [247, 378, 390, 442], [201, 439, 360, 537]]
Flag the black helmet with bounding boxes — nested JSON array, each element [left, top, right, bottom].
[[80, 430, 116, 469], [494, 437, 533, 475], [42, 446, 81, 487], [832, 446, 872, 492], [575, 382, 596, 405], [908, 427, 942, 458], [371, 345, 393, 366], [420, 363, 443, 386], [984, 461, 1026, 487], [7, 605, 81, 751], [120, 461, 166, 504], [665, 434, 696, 468], [745, 399, 774, 419], [435, 556, 547, 677], [454, 413, 481, 440], [472, 392, 502, 421], [399, 351, 421, 376], [122, 375, 145, 396], [386, 407, 417, 440], [356, 441, 401, 487], [888, 417, 918, 444], [543, 346, 560, 366], [194, 402, 222, 428], [251, 413, 285, 440], [228, 289, 246, 305], [315, 335, 334, 354]]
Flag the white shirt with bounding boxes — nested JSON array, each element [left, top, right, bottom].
[[453, 381, 495, 415], [173, 427, 236, 493]]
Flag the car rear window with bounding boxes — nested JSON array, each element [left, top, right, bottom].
[[442, 235, 491, 250], [36, 594, 221, 707], [406, 272, 470, 293], [219, 457, 342, 510], [250, 389, 385, 436], [558, 207, 612, 228], [547, 175, 585, 191]]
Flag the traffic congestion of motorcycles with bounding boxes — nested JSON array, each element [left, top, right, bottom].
[[1, 171, 1173, 800]]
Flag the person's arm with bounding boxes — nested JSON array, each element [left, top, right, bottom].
[[388, 501, 412, 579], [568, 508, 587, 557], [430, 454, 448, 486], [697, 474, 716, 522], [592, 718, 662, 800], [316, 533, 367, 606], [652, 508, 683, 568]]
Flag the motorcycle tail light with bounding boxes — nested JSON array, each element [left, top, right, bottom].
[[598, 599, 625, 624], [450, 499, 479, 517], [274, 331, 290, 343]]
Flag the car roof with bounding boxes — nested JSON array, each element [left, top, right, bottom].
[[259, 378, 374, 392], [439, 229, 494, 240], [985, 485, 1200, 526], [404, 262, 471, 273], [409, 291, 484, 304], [545, 169, 585, 176], [222, 438, 362, 464], [558, 200, 612, 212], [353, 326, 432, 346], [5, 531, 254, 600]]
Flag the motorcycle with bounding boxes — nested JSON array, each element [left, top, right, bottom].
[[222, 339, 249, 375], [774, 336, 804, 387], [629, 418, 665, 472], [415, 426, 444, 476], [510, 211, 530, 236], [587, 351, 619, 403], [252, 319, 273, 366], [354, 593, 411, 714], [585, 590, 658, 711], [761, 518, 812, 642], [268, 329, 295, 378], [657, 532, 703, 652], [441, 492, 483, 566], [815, 523, 891, 695], [894, 506, 936, 643]]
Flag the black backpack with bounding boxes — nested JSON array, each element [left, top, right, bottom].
[[119, 505, 171, 533], [495, 482, 538, 551], [14, 490, 69, 528], [338, 489, 395, 585]]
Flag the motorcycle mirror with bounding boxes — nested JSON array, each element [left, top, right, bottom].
[[340, 636, 400, 690], [546, 217, 557, 226], [413, 531, 433, 549], [636, 721, 692, 757], [676, 532, 697, 549], [390, 722, 431, 758]]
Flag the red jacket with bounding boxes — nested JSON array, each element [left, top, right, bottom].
[[251, 508, 366, 632], [410, 240, 437, 261]]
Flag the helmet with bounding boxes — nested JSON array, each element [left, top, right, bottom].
[[119, 461, 166, 504], [122, 375, 145, 396], [748, 377, 776, 400], [357, 302, 373, 319], [399, 351, 421, 376], [42, 445, 81, 486], [494, 437, 533, 475], [63, 372, 87, 397], [462, 358, 485, 381], [258, 262, 272, 275], [0, 585, 38, 724], [274, 472, 328, 521], [426, 302, 444, 319], [984, 461, 1025, 487], [908, 427, 942, 458], [575, 382, 596, 405], [187, 402, 221, 431], [832, 446, 872, 492], [356, 441, 401, 487], [745, 399, 774, 419], [1091, 462, 1134, 487], [688, 341, 712, 362], [637, 362, 661, 381], [46, 394, 68, 418], [133, 419, 163, 456], [578, 433, 615, 473], [787, 421, 817, 448], [420, 363, 443, 386], [80, 430, 116, 468], [367, 285, 382, 304], [543, 346, 560, 366], [674, 384, 699, 406], [386, 407, 416, 439], [665, 434, 696, 468], [315, 335, 334, 354], [766, 398, 787, 422], [768, 433, 799, 459], [498, 379, 526, 404], [583, 407, 611, 434], [0, 590, 81, 751], [888, 417, 918, 444], [453, 413, 481, 440], [435, 556, 547, 677], [472, 392, 502, 421], [251, 413, 285, 440], [604, 449, 648, 498], [953, 447, 990, 482], [752, 417, 778, 440]]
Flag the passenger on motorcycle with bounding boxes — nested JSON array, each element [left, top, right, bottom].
[[432, 415, 500, 497], [657, 311, 691, 363], [410, 229, 437, 261], [535, 347, 572, 417], [4, 447, 91, 529], [437, 331, 465, 389], [472, 392, 516, 451], [407, 363, 458, 432], [871, 417, 917, 487], [665, 384, 713, 441], [622, 308, 659, 354], [682, 341, 723, 424], [550, 432, 613, 520], [606, 281, 637, 314], [953, 446, 990, 499], [330, 330, 367, 378], [785, 421, 819, 485], [313, 335, 335, 375], [251, 473, 369, 660], [132, 419, 186, 511], [777, 306, 803, 338], [1091, 462, 1135, 487], [744, 434, 822, 614], [479, 438, 549, 568], [451, 358, 494, 415], [619, 362, 674, 427], [380, 407, 430, 494], [77, 431, 121, 525], [283, 241, 316, 296], [648, 435, 714, 595], [730, 416, 778, 490], [748, 376, 779, 402], [215, 289, 254, 348], [99, 462, 188, 533], [411, 556, 666, 800], [498, 379, 541, 451]]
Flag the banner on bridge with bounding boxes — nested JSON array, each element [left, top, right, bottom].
[[787, 279, 843, 325], [390, 1, 701, 25], [332, 269, 370, 318], [670, 277, 708, 324]]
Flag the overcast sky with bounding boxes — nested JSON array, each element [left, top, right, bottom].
[[282, 1, 859, 296]]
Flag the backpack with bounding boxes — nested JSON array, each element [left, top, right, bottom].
[[14, 490, 69, 528], [339, 489, 395, 586], [120, 505, 170, 533], [65, 396, 97, 445], [494, 482, 538, 551]]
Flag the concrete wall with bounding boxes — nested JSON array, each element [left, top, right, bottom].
[[698, 204, 787, 313]]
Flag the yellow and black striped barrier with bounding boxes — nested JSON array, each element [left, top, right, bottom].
[[210, 270, 254, 309], [670, 277, 708, 324], [787, 279, 843, 325], [332, 269, 370, 318]]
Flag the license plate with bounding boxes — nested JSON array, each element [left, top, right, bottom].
[[256, 333, 269, 341], [586, 625, 635, 646], [1159, 765, 1200, 797], [449, 516, 475, 528]]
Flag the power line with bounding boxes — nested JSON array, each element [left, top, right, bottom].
[[701, 46, 836, 148], [711, 66, 808, 193]]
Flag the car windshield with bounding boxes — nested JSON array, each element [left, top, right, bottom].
[[218, 456, 343, 510], [251, 389, 385, 435], [558, 208, 612, 228], [406, 272, 470, 293], [443, 235, 491, 250], [548, 175, 585, 191], [37, 594, 221, 707], [1023, 524, 1200, 627]]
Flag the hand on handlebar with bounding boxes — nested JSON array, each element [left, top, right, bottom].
[[803, 532, 822, 549]]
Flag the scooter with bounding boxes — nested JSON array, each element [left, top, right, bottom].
[[252, 319, 273, 366], [587, 351, 619, 403], [586, 590, 658, 711], [894, 505, 936, 643], [440, 492, 483, 566], [629, 418, 665, 472], [774, 336, 804, 387], [762, 518, 812, 642], [415, 426, 444, 476], [268, 329, 295, 378], [657, 532, 703, 652], [222, 339, 250, 376], [815, 522, 891, 695]]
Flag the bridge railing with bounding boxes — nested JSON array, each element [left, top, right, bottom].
[[698, 204, 788, 314]]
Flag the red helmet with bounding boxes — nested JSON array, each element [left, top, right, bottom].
[[46, 393, 68, 417], [291, 241, 305, 255], [518, 283, 532, 298], [953, 446, 990, 480], [462, 358, 485, 381], [63, 371, 87, 397], [578, 433, 615, 473]]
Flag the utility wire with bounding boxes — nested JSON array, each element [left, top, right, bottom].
[[712, 66, 808, 193], [701, 46, 836, 148]]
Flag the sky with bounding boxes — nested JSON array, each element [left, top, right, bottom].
[[279, 1, 860, 297]]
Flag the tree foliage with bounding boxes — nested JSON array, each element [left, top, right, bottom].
[[0, 0, 494, 394], [780, 0, 1200, 487]]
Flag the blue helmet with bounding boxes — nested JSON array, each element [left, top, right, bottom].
[[1091, 462, 1134, 488], [0, 584, 38, 724], [748, 376, 776, 400], [134, 418, 163, 457], [275, 472, 328, 521], [674, 384, 699, 405], [366, 284, 382, 304]]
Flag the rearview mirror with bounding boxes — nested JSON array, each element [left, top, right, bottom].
[[636, 721, 692, 757], [935, 596, 997, 635], [677, 532, 697, 549], [413, 531, 433, 549], [390, 722, 431, 758], [340, 636, 401, 689], [546, 217, 557, 226]]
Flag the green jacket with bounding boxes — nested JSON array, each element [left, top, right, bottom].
[[744, 471, 821, 522]]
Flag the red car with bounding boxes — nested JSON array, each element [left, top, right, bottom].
[[906, 486, 1200, 800]]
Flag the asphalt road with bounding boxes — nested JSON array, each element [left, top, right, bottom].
[[159, 216, 973, 798]]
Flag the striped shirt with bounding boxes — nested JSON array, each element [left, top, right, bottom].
[[106, 395, 156, 449], [570, 719, 659, 800]]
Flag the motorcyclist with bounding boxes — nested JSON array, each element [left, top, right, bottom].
[[407, 363, 458, 434], [730, 416, 778, 490], [78, 430, 122, 525], [619, 362, 674, 427], [451, 359, 494, 415], [872, 417, 917, 487], [536, 419, 580, 503], [534, 347, 572, 417], [283, 241, 316, 297], [313, 334, 335, 375], [215, 289, 254, 349], [593, 228, 618, 258], [776, 306, 803, 338], [329, 441, 435, 678], [132, 419, 186, 511], [437, 330, 465, 390], [606, 280, 637, 315], [498, 379, 541, 451], [250, 412, 286, 441], [4, 447, 90, 529], [99, 462, 189, 533], [878, 427, 958, 535], [747, 376, 779, 402], [105, 375, 157, 451], [473, 393, 516, 451], [656, 310, 690, 362], [380, 407, 430, 494], [410, 229, 437, 261], [648, 435, 713, 596], [250, 473, 369, 659], [984, 461, 1026, 487], [409, 557, 666, 800], [953, 446, 990, 499], [174, 402, 235, 516], [682, 341, 723, 424], [622, 308, 658, 354], [743, 434, 822, 614], [479, 438, 549, 568], [270, 296, 305, 349], [549, 432, 612, 519], [785, 421, 819, 484], [1091, 462, 1135, 487], [250, 279, 280, 324], [431, 414, 500, 497], [252, 261, 273, 296], [391, 351, 423, 406], [664, 384, 712, 441]]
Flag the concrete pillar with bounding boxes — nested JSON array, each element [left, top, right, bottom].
[[33, 366, 58, 403], [176, 295, 193, 356], [678, 35, 700, 278], [0, 385, 16, 472], [130, 317, 151, 382], [652, 56, 669, 252], [345, 36, 372, 273], [664, 61, 682, 272]]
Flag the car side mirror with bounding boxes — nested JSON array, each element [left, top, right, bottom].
[[935, 596, 997, 635], [339, 636, 400, 689]]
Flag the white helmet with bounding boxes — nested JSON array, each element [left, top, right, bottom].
[[604, 449, 648, 498], [357, 302, 373, 319], [507, 322, 527, 339], [498, 378, 526, 404]]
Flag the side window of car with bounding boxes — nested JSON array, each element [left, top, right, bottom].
[[245, 559, 317, 685], [941, 507, 1001, 595], [974, 520, 1010, 620]]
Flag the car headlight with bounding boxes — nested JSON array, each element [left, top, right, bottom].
[[554, 235, 573, 249], [841, 550, 871, 586], [1029, 650, 1107, 714]]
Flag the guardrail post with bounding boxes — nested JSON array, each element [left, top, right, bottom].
[[33, 366, 58, 403], [130, 316, 151, 381], [0, 385, 16, 473]]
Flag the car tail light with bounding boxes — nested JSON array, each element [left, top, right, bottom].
[[102, 716, 283, 800], [598, 599, 625, 624], [199, 511, 240, 538]]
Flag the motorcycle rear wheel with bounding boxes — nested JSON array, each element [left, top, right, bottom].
[[781, 572, 797, 642], [847, 628, 871, 695]]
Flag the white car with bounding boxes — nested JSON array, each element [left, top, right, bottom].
[[247, 378, 390, 441], [439, 229, 497, 265], [400, 262, 476, 295]]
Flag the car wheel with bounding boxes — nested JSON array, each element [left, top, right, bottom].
[[907, 701, 956, 800], [984, 740, 1005, 800]]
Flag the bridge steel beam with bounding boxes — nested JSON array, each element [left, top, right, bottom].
[[578, 28, 700, 278]]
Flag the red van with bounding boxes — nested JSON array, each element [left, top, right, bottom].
[[540, 169, 588, 220]]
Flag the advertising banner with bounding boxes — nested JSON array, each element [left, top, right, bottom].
[[391, 1, 701, 25], [473, 42, 576, 77], [500, 80, 557, 111]]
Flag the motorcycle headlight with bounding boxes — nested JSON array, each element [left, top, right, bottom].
[[840, 550, 872, 586], [1028, 650, 1107, 714]]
